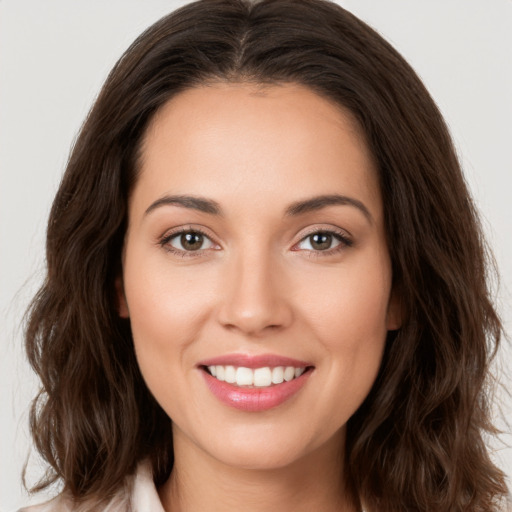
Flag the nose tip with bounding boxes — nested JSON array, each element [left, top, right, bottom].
[[216, 257, 293, 337], [220, 305, 288, 336]]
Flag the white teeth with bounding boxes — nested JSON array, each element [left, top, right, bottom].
[[224, 365, 236, 383], [284, 366, 295, 382], [254, 367, 272, 387], [207, 364, 308, 387], [271, 366, 284, 384], [236, 367, 253, 386], [215, 365, 225, 381]]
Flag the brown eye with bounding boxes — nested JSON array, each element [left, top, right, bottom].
[[309, 233, 334, 250], [180, 232, 204, 251], [296, 230, 351, 253], [166, 230, 215, 252]]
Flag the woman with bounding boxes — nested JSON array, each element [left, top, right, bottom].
[[21, 0, 510, 510]]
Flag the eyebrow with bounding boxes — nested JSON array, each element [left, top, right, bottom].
[[145, 195, 222, 216], [144, 193, 372, 222], [285, 194, 373, 223]]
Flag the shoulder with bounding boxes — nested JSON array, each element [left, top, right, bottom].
[[17, 460, 164, 512]]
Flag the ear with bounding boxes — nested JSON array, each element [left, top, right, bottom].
[[115, 276, 130, 318], [386, 286, 402, 331]]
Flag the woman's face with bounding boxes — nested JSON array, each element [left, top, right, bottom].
[[119, 83, 400, 470]]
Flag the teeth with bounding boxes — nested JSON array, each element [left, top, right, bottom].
[[224, 365, 236, 383], [284, 366, 295, 381], [215, 365, 225, 381], [206, 365, 307, 388], [271, 366, 284, 384], [236, 367, 253, 386], [254, 367, 272, 387]]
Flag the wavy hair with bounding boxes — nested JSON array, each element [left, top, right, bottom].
[[25, 0, 509, 510]]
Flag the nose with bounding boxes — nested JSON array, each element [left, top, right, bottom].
[[216, 248, 293, 337]]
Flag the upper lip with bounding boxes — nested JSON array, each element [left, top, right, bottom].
[[198, 353, 312, 369]]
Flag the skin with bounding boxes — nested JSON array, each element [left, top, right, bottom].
[[118, 83, 401, 512]]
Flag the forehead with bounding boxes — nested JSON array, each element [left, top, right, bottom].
[[134, 82, 382, 221]]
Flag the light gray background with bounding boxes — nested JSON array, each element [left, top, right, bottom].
[[1, 1, 511, 510]]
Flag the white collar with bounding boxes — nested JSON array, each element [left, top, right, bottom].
[[21, 462, 366, 512], [18, 462, 164, 512], [129, 461, 166, 512]]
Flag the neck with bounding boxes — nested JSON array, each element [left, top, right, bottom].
[[158, 427, 358, 512]]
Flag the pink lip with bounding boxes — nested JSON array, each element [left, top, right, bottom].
[[198, 355, 313, 412], [198, 353, 311, 369], [201, 370, 312, 412]]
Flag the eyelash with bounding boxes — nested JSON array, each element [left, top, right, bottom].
[[159, 227, 215, 258], [294, 228, 353, 258], [158, 227, 353, 258]]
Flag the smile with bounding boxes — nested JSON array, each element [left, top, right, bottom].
[[198, 354, 314, 412], [206, 365, 306, 388]]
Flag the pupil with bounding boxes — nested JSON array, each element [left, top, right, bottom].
[[311, 233, 331, 250], [181, 232, 203, 250]]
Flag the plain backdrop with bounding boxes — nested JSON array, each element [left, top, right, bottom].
[[1, 1, 511, 510]]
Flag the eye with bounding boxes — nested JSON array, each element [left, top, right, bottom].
[[162, 229, 217, 253], [295, 230, 352, 252]]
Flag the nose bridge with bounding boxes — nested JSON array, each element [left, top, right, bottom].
[[217, 241, 292, 335]]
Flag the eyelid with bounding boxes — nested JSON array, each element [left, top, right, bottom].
[[291, 225, 353, 254], [159, 225, 221, 257], [157, 224, 353, 258]]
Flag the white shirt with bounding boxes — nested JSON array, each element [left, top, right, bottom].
[[18, 462, 165, 512], [17, 461, 511, 512], [17, 465, 371, 512]]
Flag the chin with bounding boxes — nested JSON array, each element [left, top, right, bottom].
[[196, 421, 342, 472], [211, 442, 309, 471]]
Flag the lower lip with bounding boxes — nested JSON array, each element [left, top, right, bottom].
[[201, 368, 312, 412]]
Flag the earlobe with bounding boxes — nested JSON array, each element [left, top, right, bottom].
[[386, 287, 402, 331], [115, 277, 130, 318]]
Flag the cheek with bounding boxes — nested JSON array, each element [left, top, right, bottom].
[[297, 255, 391, 408], [123, 243, 213, 335], [121, 248, 211, 392], [299, 255, 391, 345]]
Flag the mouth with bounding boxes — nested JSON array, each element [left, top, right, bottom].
[[201, 364, 313, 388], [197, 354, 315, 412]]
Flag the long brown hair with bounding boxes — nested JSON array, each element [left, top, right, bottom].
[[25, 0, 509, 510]]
